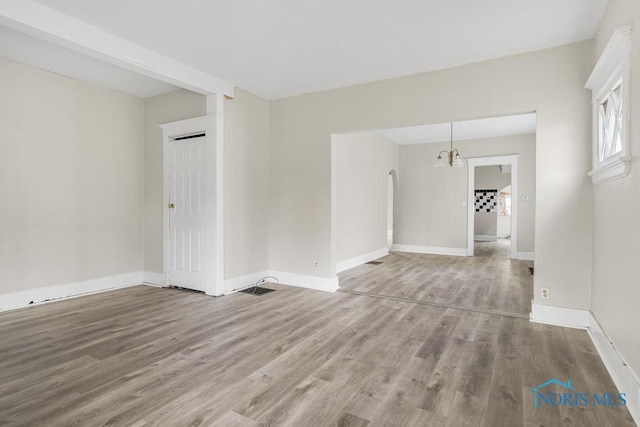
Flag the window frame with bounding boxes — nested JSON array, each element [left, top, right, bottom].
[[585, 26, 632, 184]]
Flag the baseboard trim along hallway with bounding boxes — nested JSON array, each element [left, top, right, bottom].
[[530, 302, 640, 425], [587, 313, 640, 426], [336, 247, 389, 273], [0, 272, 144, 312], [529, 302, 589, 329]]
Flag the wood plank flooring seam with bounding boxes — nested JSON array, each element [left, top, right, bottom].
[[337, 289, 529, 320]]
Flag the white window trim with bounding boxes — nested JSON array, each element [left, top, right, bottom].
[[585, 25, 632, 184]]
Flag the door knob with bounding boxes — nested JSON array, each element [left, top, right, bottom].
[[168, 203, 175, 209]]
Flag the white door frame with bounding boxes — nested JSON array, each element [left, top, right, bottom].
[[161, 115, 224, 296], [387, 170, 398, 249], [466, 155, 519, 259]]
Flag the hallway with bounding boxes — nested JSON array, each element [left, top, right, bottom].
[[339, 239, 532, 317]]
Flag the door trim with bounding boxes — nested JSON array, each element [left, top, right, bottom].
[[466, 155, 519, 259], [160, 115, 224, 296]]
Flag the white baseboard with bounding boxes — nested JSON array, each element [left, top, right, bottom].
[[518, 251, 535, 261], [267, 270, 339, 293], [529, 304, 640, 423], [223, 270, 339, 294], [0, 267, 338, 311], [391, 244, 467, 257], [336, 247, 389, 273], [529, 302, 589, 329], [143, 271, 166, 286], [224, 270, 272, 294], [0, 271, 144, 312], [474, 235, 497, 242], [587, 313, 640, 425]]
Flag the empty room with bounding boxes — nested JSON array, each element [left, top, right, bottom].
[[1, 1, 639, 426]]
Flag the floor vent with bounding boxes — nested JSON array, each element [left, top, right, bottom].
[[365, 261, 383, 265], [239, 286, 276, 296]]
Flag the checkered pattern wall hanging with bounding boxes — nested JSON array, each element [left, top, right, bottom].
[[475, 189, 498, 213]]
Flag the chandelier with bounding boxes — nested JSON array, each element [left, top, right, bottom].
[[434, 122, 464, 167]]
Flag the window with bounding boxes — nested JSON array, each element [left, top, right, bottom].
[[499, 190, 511, 216], [597, 79, 623, 162], [585, 26, 632, 184]]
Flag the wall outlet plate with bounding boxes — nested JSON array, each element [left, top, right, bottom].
[[541, 288, 550, 300]]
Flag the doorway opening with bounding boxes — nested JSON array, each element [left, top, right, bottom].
[[472, 166, 513, 258], [332, 113, 535, 316], [497, 185, 512, 239], [467, 155, 518, 259]]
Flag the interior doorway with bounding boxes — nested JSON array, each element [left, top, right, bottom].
[[467, 155, 519, 259], [497, 185, 512, 239], [472, 166, 512, 257]]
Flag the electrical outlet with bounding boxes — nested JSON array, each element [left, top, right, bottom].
[[314, 260, 319, 268], [541, 288, 550, 300]]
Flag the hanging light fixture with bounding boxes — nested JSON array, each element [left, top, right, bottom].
[[434, 122, 464, 168]]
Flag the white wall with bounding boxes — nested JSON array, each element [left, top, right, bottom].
[[475, 165, 511, 190], [497, 215, 511, 238], [396, 134, 535, 253], [270, 43, 588, 309], [143, 89, 206, 275], [0, 58, 144, 294], [396, 143, 467, 249], [223, 89, 270, 279], [335, 131, 399, 263], [475, 213, 498, 239], [590, 0, 640, 382]]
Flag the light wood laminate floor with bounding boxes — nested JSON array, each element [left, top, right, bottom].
[[0, 282, 633, 426], [339, 240, 532, 317]]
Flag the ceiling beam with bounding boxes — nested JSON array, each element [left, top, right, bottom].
[[0, 0, 234, 97]]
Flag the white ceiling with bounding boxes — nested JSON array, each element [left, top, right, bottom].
[[375, 113, 536, 145], [25, 0, 609, 100], [0, 25, 178, 98]]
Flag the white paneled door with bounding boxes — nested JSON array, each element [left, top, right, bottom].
[[168, 135, 206, 291]]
